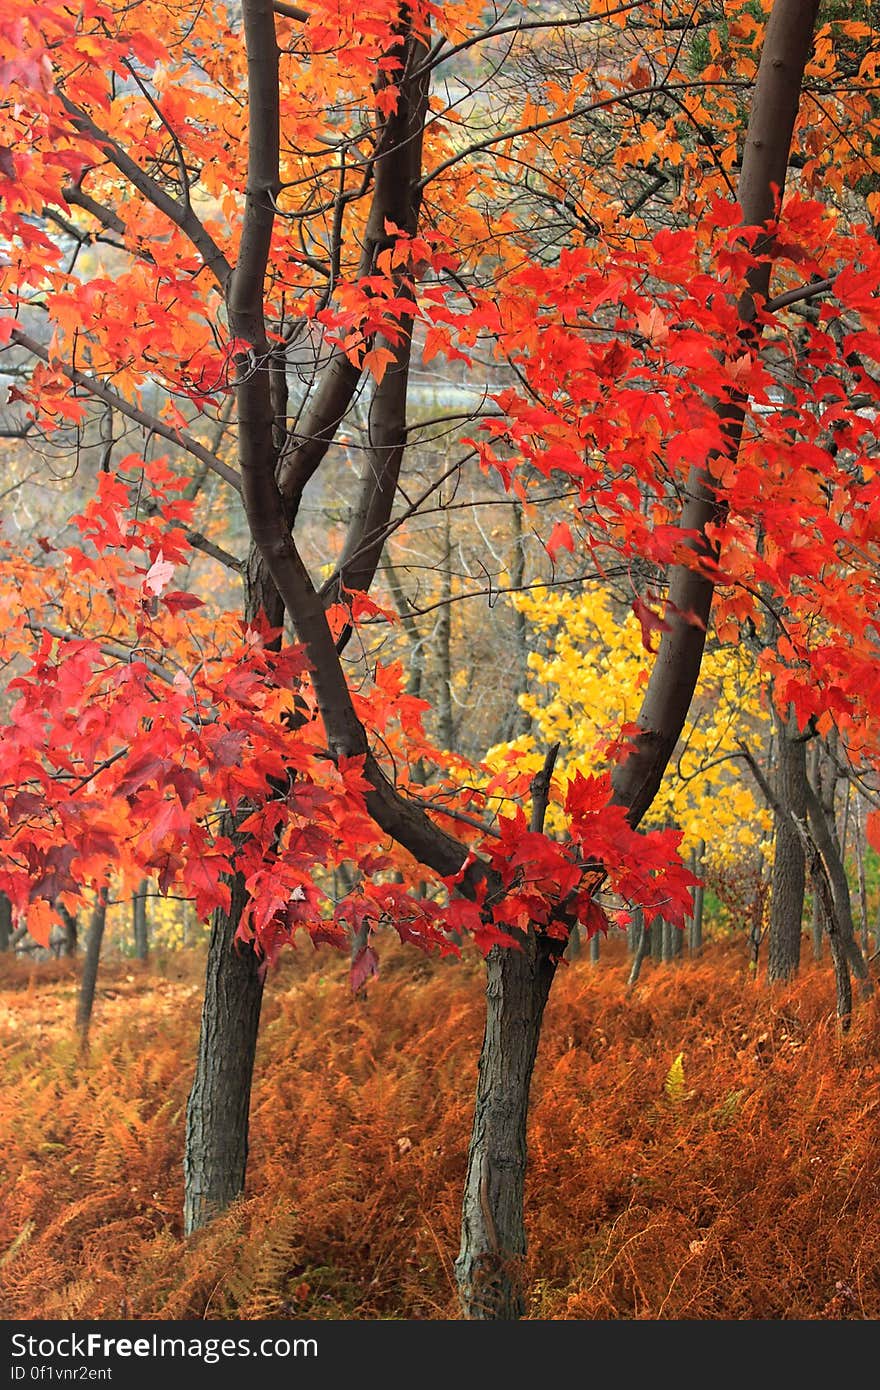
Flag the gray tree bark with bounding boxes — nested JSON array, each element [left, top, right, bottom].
[[804, 776, 872, 997], [768, 709, 807, 981], [76, 889, 108, 1043], [133, 880, 149, 961], [628, 908, 649, 988], [454, 930, 559, 1318], [0, 891, 11, 952], [689, 840, 705, 955]]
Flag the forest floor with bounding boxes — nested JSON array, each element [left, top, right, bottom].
[[1, 934, 878, 1320]]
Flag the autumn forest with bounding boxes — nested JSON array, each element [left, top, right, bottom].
[[0, 0, 879, 1324]]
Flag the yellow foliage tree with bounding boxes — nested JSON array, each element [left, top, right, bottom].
[[485, 586, 773, 869]]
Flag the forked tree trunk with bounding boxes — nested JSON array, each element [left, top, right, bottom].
[[183, 550, 282, 1235], [232, 0, 820, 1320], [453, 0, 819, 1317]]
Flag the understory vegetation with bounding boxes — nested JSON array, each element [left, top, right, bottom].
[[2, 937, 877, 1321]]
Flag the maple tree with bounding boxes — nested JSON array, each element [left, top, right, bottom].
[[2, 0, 880, 1319]]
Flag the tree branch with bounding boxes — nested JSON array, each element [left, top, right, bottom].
[[9, 329, 241, 493], [59, 97, 232, 291]]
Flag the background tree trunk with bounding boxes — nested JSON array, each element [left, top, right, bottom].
[[651, 914, 664, 962], [768, 711, 807, 981], [76, 889, 108, 1043], [133, 881, 149, 961], [804, 777, 872, 997], [628, 909, 649, 988], [58, 904, 78, 957], [689, 841, 704, 956], [0, 891, 11, 952]]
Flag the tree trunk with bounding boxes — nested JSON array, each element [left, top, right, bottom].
[[503, 498, 532, 742], [689, 841, 704, 956], [768, 711, 807, 981], [811, 890, 823, 962], [651, 913, 664, 962], [436, 508, 454, 751], [589, 931, 601, 964], [230, 0, 820, 1321], [0, 891, 11, 952], [76, 889, 108, 1043], [804, 777, 872, 997], [183, 861, 266, 1234], [662, 918, 675, 962], [133, 880, 149, 961], [183, 548, 283, 1235], [454, 932, 559, 1319], [58, 904, 78, 957], [854, 797, 870, 956], [628, 908, 649, 988]]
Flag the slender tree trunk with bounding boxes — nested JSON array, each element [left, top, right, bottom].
[[651, 913, 664, 962], [662, 919, 675, 962], [589, 931, 601, 964], [768, 711, 807, 981], [811, 890, 823, 962], [854, 797, 869, 956], [804, 778, 872, 997], [76, 888, 108, 1043], [809, 742, 823, 960], [627, 907, 643, 955], [183, 549, 283, 1235], [689, 841, 705, 955], [133, 880, 149, 961], [628, 909, 649, 988], [455, 748, 560, 1319], [0, 891, 11, 952], [503, 499, 532, 742], [437, 508, 454, 751]]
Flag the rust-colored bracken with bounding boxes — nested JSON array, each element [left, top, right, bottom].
[[0, 936, 877, 1320]]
